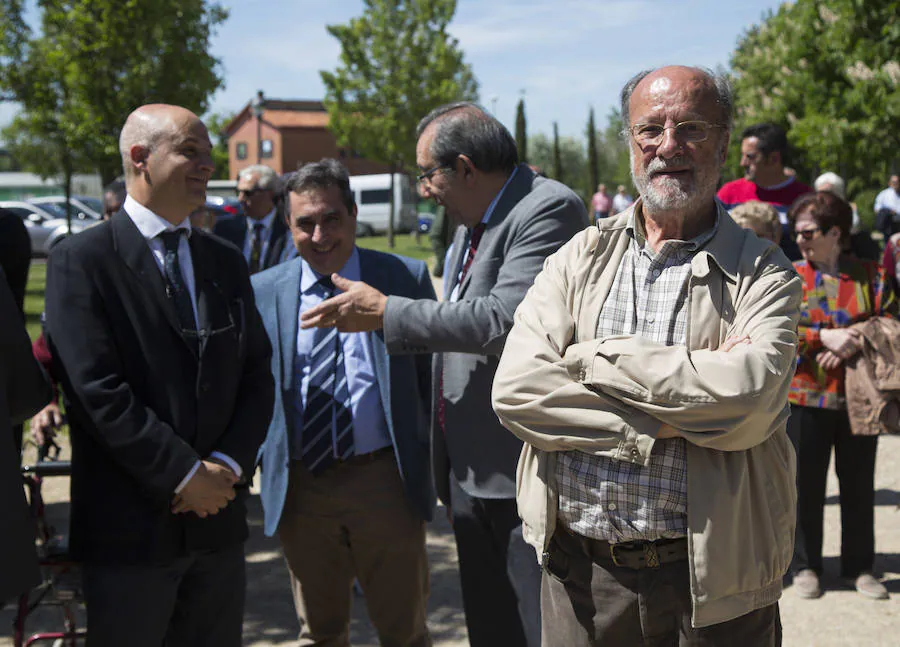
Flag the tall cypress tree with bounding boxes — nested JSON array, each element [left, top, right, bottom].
[[515, 97, 527, 163], [552, 121, 563, 182], [586, 107, 599, 198]]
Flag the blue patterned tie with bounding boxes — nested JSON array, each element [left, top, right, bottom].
[[301, 277, 354, 474]]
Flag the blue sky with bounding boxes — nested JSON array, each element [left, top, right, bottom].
[[206, 0, 783, 139], [0, 0, 784, 140]]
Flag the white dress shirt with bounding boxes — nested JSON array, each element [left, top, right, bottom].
[[123, 195, 242, 492]]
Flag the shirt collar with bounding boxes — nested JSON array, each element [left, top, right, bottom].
[[247, 208, 276, 232], [124, 195, 192, 240], [625, 200, 718, 253], [300, 246, 361, 294], [479, 166, 519, 227]]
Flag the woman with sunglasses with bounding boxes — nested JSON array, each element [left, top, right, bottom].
[[787, 190, 896, 601]]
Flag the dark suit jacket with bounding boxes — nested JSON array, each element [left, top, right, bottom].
[[0, 270, 51, 601], [0, 208, 31, 316], [45, 211, 274, 564], [251, 249, 436, 537], [383, 165, 588, 503], [214, 213, 289, 271]]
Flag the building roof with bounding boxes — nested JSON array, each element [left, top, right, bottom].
[[265, 111, 329, 129], [223, 98, 328, 136]]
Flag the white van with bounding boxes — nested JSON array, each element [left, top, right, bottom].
[[349, 173, 418, 235]]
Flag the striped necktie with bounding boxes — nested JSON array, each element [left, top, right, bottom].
[[300, 277, 354, 474]]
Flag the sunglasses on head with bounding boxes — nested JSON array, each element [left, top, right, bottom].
[[236, 187, 263, 197]]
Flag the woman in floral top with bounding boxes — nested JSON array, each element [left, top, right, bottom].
[[788, 190, 895, 602]]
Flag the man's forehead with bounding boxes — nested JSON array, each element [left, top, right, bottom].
[[290, 187, 345, 215], [415, 127, 436, 165], [238, 173, 260, 186], [173, 128, 211, 148], [632, 70, 717, 116]]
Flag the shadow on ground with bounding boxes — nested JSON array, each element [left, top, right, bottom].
[[825, 488, 900, 507]]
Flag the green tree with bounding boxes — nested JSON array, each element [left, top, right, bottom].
[[552, 121, 562, 183], [529, 131, 587, 199], [321, 0, 478, 247], [586, 106, 599, 199], [515, 96, 527, 163], [0, 0, 228, 187], [729, 0, 900, 218], [598, 108, 634, 195], [205, 111, 235, 180]]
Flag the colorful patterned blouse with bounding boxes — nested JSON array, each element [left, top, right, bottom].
[[790, 257, 896, 410]]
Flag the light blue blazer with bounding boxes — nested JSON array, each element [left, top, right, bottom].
[[251, 247, 436, 536]]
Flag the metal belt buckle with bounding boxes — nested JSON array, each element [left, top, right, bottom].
[[609, 543, 625, 567], [644, 542, 660, 569]]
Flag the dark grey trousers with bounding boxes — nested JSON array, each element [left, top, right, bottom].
[[82, 543, 245, 647], [541, 528, 781, 647], [449, 474, 542, 647]]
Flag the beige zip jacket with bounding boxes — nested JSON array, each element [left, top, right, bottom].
[[492, 202, 802, 628]]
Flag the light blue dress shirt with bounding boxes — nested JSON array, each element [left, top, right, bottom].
[[448, 166, 519, 302], [292, 247, 391, 459]]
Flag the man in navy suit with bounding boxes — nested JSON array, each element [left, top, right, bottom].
[[252, 159, 436, 646], [214, 164, 289, 273]]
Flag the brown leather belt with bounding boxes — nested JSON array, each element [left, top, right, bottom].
[[558, 524, 688, 570], [334, 446, 393, 468]]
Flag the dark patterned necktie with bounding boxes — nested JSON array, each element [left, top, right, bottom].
[[248, 223, 265, 274], [458, 222, 486, 285], [158, 230, 198, 353], [300, 277, 354, 474]]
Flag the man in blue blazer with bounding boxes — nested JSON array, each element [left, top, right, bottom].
[[252, 159, 436, 647]]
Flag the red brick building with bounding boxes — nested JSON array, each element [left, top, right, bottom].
[[223, 97, 391, 179]]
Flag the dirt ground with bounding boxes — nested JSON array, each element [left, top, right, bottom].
[[3, 434, 900, 646], [3, 279, 900, 646]]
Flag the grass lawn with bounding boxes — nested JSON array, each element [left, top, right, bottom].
[[356, 231, 434, 262], [25, 260, 46, 340], [22, 233, 435, 341]]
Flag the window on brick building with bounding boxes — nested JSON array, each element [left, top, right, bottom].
[[236, 142, 247, 160], [261, 139, 273, 159]]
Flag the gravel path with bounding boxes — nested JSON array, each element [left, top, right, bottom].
[[3, 274, 898, 645], [4, 435, 899, 646]]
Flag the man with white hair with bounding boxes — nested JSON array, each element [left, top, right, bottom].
[[493, 66, 801, 645], [214, 164, 289, 273], [874, 174, 900, 239], [44, 104, 274, 646]]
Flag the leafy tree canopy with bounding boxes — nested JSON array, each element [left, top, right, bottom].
[[321, 0, 478, 173], [0, 0, 228, 185], [729, 0, 900, 203]]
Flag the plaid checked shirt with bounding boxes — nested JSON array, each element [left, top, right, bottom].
[[556, 212, 717, 543]]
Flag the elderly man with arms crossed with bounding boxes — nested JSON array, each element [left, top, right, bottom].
[[492, 66, 802, 646]]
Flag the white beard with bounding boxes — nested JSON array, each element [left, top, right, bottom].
[[631, 149, 721, 214]]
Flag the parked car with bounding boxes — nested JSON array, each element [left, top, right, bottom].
[[0, 200, 92, 256], [30, 195, 103, 220], [205, 195, 242, 222], [350, 174, 418, 236]]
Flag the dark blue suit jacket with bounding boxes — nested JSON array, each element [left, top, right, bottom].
[[251, 247, 436, 536]]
